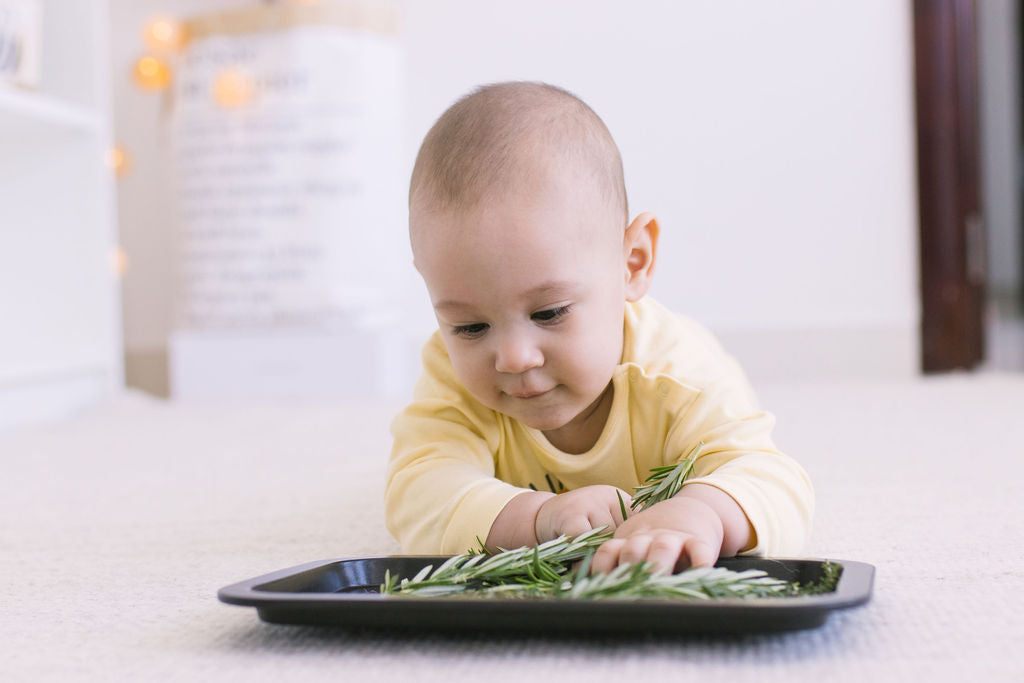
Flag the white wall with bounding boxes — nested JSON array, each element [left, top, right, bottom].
[[112, 0, 921, 394], [398, 0, 920, 381], [979, 0, 1023, 299]]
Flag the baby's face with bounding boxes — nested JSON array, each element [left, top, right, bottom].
[[412, 174, 627, 449]]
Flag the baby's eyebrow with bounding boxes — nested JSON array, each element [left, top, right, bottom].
[[433, 300, 472, 314], [523, 280, 579, 300], [433, 281, 579, 314]]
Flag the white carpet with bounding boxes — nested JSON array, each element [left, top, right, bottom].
[[1, 374, 1023, 681]]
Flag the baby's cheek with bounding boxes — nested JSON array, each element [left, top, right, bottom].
[[575, 332, 621, 388], [450, 357, 493, 402]]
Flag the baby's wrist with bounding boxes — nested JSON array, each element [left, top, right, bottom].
[[486, 490, 555, 551], [674, 483, 752, 556], [532, 492, 563, 542]]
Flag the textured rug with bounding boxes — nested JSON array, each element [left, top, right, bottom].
[[1, 374, 1022, 681]]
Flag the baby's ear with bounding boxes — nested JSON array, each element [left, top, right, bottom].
[[623, 212, 659, 301]]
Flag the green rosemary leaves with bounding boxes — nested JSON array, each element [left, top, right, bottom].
[[381, 527, 613, 597], [630, 441, 703, 513], [380, 526, 792, 599]]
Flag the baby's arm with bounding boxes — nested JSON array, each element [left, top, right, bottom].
[[590, 483, 753, 575], [485, 485, 631, 551]]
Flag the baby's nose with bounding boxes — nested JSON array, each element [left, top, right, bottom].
[[494, 334, 543, 374]]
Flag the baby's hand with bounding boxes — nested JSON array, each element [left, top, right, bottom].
[[534, 485, 632, 542], [590, 495, 725, 575]]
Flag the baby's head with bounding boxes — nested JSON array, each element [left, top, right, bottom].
[[410, 81, 628, 229], [410, 82, 658, 452]]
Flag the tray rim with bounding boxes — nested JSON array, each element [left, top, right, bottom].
[[218, 555, 874, 612]]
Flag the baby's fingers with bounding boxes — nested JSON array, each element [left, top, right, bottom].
[[681, 536, 717, 569], [561, 514, 593, 540], [590, 538, 625, 575], [587, 509, 622, 534], [590, 532, 715, 577], [618, 534, 654, 567], [645, 533, 686, 575]]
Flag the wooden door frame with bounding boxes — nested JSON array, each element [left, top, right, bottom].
[[914, 0, 987, 371]]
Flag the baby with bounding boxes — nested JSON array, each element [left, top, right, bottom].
[[386, 82, 813, 574]]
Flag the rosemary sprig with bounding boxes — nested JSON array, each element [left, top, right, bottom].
[[381, 535, 791, 600], [565, 563, 789, 600], [630, 441, 703, 512], [788, 561, 842, 596], [616, 490, 630, 521], [381, 527, 613, 597], [380, 523, 793, 600]]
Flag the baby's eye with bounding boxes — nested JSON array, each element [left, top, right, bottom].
[[532, 305, 571, 324], [452, 323, 489, 338]]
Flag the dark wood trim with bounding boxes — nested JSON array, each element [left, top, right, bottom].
[[1019, 3, 1024, 304], [914, 0, 986, 371]]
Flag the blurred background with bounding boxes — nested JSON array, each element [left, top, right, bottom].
[[1, 0, 1021, 430]]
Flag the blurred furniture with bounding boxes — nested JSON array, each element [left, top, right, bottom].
[[167, 1, 407, 401], [0, 0, 122, 430]]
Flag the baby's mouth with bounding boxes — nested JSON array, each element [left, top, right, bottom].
[[507, 388, 552, 400]]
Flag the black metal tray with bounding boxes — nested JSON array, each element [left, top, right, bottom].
[[218, 556, 873, 635]]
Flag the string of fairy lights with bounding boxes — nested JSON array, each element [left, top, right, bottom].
[[106, 16, 183, 278], [112, 12, 262, 278]]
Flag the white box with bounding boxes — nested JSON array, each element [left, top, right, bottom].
[[169, 326, 408, 400]]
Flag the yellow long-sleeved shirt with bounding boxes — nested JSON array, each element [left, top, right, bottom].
[[386, 297, 814, 556]]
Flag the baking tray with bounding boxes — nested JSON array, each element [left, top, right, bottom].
[[219, 556, 873, 635]]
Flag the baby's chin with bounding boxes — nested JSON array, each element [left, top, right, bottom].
[[512, 412, 574, 433], [477, 384, 612, 435], [465, 389, 566, 429], [498, 400, 583, 434]]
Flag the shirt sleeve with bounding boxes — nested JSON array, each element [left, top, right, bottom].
[[385, 335, 528, 554], [666, 377, 815, 557]]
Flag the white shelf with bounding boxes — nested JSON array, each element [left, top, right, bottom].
[[0, 0, 122, 432], [0, 86, 103, 134], [0, 368, 113, 432]]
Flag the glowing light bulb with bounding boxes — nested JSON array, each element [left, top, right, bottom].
[[143, 17, 183, 51], [106, 146, 129, 178], [133, 55, 171, 91], [110, 247, 129, 278], [212, 67, 256, 108]]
